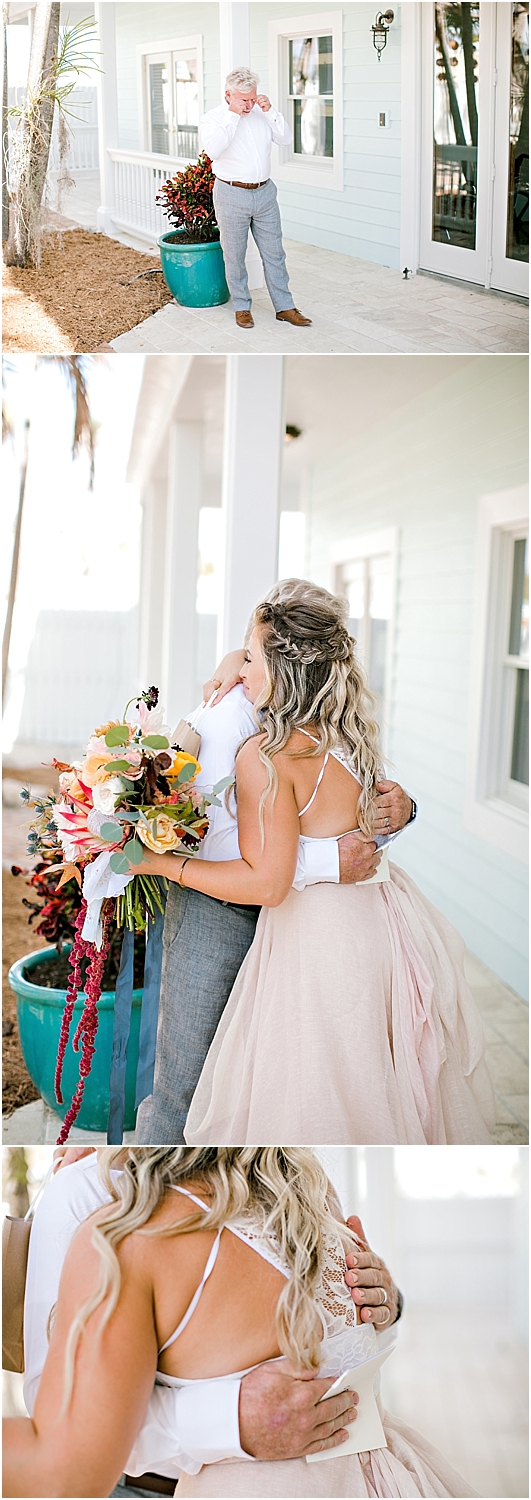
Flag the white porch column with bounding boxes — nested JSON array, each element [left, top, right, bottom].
[[218, 1, 263, 291], [138, 478, 167, 690], [94, 1, 118, 236], [161, 423, 203, 722], [218, 355, 284, 656]]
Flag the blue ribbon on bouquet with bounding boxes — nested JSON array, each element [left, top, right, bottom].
[[106, 887, 165, 1144]]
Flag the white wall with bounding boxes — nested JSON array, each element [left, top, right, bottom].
[[16, 610, 139, 746], [305, 356, 528, 998]]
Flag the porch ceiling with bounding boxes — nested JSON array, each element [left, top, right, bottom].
[[128, 353, 477, 508]]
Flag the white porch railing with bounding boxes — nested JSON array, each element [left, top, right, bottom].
[[108, 148, 189, 243], [106, 147, 264, 287]]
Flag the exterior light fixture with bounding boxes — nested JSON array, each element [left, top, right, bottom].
[[285, 424, 302, 444], [372, 9, 394, 61]]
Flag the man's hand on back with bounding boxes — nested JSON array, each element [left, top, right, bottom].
[[373, 781, 412, 836], [338, 832, 381, 883], [343, 1216, 399, 1327], [239, 1360, 358, 1459]]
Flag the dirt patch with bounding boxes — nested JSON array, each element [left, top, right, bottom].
[[2, 870, 46, 1115], [2, 229, 174, 353]]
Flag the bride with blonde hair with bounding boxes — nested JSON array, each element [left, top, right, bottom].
[[140, 580, 495, 1146], [3, 1147, 478, 1498]]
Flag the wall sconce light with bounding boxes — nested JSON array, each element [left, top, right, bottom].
[[285, 424, 302, 444], [372, 9, 394, 61]]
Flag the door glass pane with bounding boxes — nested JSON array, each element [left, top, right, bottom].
[[507, 3, 529, 263], [368, 556, 392, 698], [148, 61, 170, 154], [432, 3, 480, 249], [293, 98, 333, 157], [175, 52, 199, 158], [339, 559, 365, 646], [289, 35, 333, 97]]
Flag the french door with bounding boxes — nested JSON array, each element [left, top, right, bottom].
[[420, 3, 529, 293]]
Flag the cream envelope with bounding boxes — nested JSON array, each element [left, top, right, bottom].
[[361, 847, 390, 885], [306, 1341, 396, 1463]]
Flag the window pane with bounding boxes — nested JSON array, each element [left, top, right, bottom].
[[149, 61, 170, 154], [340, 559, 364, 645], [508, 536, 529, 657], [432, 3, 480, 249], [289, 35, 333, 97], [175, 53, 199, 158], [511, 667, 529, 784], [369, 556, 392, 698], [293, 98, 333, 157], [506, 3, 529, 264]]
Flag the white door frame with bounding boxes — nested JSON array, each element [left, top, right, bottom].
[[400, 2, 529, 294], [491, 2, 530, 294]]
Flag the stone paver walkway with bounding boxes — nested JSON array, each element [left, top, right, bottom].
[[111, 240, 528, 356], [3, 949, 527, 1144]]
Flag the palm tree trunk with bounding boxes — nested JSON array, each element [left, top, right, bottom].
[[2, 417, 29, 700], [2, 3, 9, 242], [4, 1, 60, 266]]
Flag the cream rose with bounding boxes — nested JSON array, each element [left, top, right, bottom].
[[92, 778, 123, 815], [137, 815, 181, 854]]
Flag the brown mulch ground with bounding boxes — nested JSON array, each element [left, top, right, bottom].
[[2, 228, 174, 352], [2, 870, 45, 1115]]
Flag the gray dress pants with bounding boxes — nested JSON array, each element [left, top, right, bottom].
[[135, 885, 259, 1144], [213, 176, 295, 312]]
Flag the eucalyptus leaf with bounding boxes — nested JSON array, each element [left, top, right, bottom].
[[100, 821, 122, 841], [103, 759, 131, 773], [142, 734, 169, 750], [113, 808, 140, 823], [213, 774, 235, 794], [124, 838, 144, 865], [119, 777, 138, 792], [175, 761, 196, 786], [105, 725, 130, 747], [203, 795, 221, 807], [152, 819, 158, 840], [110, 850, 131, 875]]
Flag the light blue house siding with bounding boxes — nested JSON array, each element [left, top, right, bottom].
[[114, 3, 221, 151], [251, 2, 401, 268], [305, 356, 529, 999], [112, 2, 402, 269]]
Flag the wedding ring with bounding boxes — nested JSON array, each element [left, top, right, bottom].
[[211, 678, 222, 688], [385, 817, 391, 831], [380, 1287, 388, 1304]]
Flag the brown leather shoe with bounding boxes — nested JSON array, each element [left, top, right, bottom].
[[235, 310, 254, 328], [276, 308, 312, 326]]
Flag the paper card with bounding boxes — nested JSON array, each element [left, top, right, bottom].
[[361, 848, 390, 885], [306, 1342, 396, 1463]]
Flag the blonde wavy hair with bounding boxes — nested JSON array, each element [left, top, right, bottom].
[[247, 579, 383, 838], [60, 1147, 356, 1408]]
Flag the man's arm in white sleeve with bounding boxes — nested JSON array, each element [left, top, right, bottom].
[[265, 107, 293, 146], [294, 814, 416, 889], [200, 107, 240, 159]]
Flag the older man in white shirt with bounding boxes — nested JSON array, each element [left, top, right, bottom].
[[200, 66, 312, 329]]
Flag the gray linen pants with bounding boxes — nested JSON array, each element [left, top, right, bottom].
[[213, 176, 295, 312], [135, 886, 259, 1144]]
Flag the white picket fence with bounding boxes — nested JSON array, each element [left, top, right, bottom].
[[108, 148, 189, 243]]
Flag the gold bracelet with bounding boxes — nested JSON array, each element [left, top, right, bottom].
[[177, 857, 191, 888]]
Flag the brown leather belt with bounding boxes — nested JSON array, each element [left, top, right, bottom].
[[215, 177, 269, 189], [125, 1474, 176, 1496]]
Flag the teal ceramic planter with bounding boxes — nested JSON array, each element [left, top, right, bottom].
[[8, 946, 142, 1133], [158, 230, 230, 307]]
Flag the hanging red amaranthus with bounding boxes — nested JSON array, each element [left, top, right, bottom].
[[55, 898, 113, 1143]]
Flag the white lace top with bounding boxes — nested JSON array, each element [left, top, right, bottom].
[[156, 1188, 379, 1392]]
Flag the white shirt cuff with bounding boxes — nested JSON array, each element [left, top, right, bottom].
[[125, 1379, 252, 1479], [294, 838, 340, 889]]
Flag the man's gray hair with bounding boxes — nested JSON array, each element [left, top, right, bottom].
[[226, 66, 259, 91]]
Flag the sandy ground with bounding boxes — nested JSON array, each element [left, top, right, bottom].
[[2, 228, 173, 352], [3, 870, 46, 1115]]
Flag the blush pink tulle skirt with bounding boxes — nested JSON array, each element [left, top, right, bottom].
[[184, 864, 496, 1145]]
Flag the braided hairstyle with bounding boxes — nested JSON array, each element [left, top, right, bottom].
[[249, 579, 383, 838]]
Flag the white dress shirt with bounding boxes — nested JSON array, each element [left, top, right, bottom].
[[23, 1156, 246, 1478], [200, 101, 292, 182]]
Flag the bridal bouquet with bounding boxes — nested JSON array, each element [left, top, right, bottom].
[[23, 686, 229, 1141]]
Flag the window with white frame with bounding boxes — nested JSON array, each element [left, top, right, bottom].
[[269, 11, 343, 190], [139, 38, 202, 159], [333, 530, 397, 726], [465, 486, 529, 861]]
